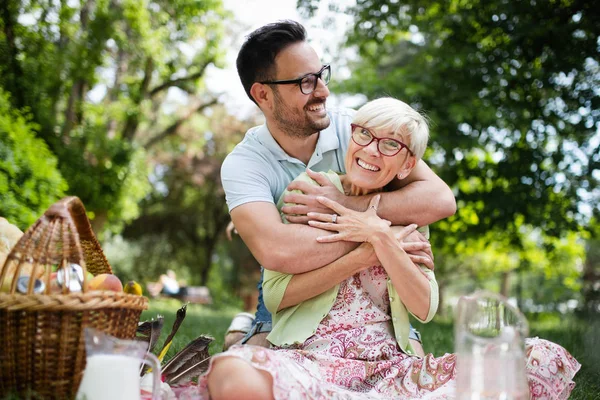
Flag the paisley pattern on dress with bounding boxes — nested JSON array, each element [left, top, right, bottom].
[[525, 337, 581, 399], [176, 266, 580, 400]]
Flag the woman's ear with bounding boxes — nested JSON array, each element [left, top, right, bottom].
[[397, 156, 417, 180], [250, 83, 270, 110]]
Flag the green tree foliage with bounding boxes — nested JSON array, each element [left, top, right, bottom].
[[298, 0, 596, 304], [0, 0, 229, 233], [116, 107, 259, 286], [300, 0, 598, 240], [0, 89, 67, 229], [433, 226, 583, 313]]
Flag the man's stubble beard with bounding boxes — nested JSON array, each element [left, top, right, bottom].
[[272, 88, 330, 139]]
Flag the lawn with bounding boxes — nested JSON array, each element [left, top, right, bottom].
[[141, 298, 239, 357], [147, 298, 600, 399]]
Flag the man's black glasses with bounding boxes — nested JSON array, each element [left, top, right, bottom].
[[260, 65, 331, 95]]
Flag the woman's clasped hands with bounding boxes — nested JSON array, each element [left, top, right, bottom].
[[307, 195, 418, 245]]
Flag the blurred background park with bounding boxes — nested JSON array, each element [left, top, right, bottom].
[[0, 0, 599, 397]]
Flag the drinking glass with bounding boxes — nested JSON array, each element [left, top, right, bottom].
[[455, 291, 529, 400]]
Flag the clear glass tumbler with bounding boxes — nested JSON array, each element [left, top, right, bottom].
[[455, 291, 530, 400]]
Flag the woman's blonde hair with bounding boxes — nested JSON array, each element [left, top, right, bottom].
[[353, 97, 429, 160]]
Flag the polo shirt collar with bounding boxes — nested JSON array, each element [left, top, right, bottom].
[[313, 121, 340, 157], [255, 118, 341, 164], [255, 124, 289, 161]]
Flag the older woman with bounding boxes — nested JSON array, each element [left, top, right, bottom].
[[184, 98, 579, 400]]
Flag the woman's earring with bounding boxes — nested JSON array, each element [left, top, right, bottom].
[[397, 173, 404, 179]]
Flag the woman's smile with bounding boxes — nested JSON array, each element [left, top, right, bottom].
[[356, 158, 380, 172]]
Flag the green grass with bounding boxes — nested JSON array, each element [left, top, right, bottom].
[[142, 298, 239, 358], [148, 299, 600, 400]]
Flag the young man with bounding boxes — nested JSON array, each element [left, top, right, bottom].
[[221, 20, 456, 354]]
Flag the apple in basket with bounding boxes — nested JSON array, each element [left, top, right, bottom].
[[88, 273, 124, 292]]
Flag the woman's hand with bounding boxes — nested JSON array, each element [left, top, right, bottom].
[[307, 195, 395, 243]]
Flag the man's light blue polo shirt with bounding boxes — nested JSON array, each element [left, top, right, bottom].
[[221, 108, 355, 212], [220, 107, 355, 327]]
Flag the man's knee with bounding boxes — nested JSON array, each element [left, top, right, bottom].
[[245, 332, 270, 348], [223, 331, 245, 351], [223, 312, 257, 351], [223, 331, 270, 351]]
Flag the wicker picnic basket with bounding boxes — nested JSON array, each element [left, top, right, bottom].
[[0, 196, 148, 399]]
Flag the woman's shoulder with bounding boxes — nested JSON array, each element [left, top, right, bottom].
[[290, 170, 342, 189]]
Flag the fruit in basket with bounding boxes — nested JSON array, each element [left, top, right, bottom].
[[124, 280, 143, 295], [88, 273, 123, 292], [49, 272, 62, 293]]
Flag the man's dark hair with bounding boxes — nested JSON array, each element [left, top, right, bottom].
[[236, 20, 307, 104]]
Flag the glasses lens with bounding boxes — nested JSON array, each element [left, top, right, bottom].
[[380, 140, 402, 156], [352, 126, 373, 145], [300, 75, 316, 94], [300, 65, 330, 95], [321, 66, 331, 84]]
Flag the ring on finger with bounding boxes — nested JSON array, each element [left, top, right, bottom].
[[331, 214, 338, 223]]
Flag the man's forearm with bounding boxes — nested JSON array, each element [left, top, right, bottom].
[[342, 180, 455, 226], [277, 245, 373, 310], [262, 223, 359, 274], [232, 203, 360, 275]]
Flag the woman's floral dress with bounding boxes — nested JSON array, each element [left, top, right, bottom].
[[177, 266, 580, 399]]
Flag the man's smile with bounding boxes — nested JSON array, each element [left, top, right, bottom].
[[306, 102, 326, 114]]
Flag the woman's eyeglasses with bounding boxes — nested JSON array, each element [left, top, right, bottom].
[[260, 65, 331, 95], [350, 123, 414, 157]]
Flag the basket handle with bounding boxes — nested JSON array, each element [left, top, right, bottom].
[[47, 197, 113, 277], [0, 196, 113, 294]]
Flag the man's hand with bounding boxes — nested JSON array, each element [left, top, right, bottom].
[[281, 169, 346, 224], [391, 226, 434, 270], [356, 232, 432, 272]]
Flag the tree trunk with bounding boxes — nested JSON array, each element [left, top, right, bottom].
[[61, 0, 94, 138], [62, 80, 87, 137], [199, 242, 214, 286], [90, 210, 108, 239], [122, 57, 154, 141], [0, 0, 25, 109], [582, 239, 600, 313], [515, 262, 526, 310], [199, 216, 230, 286], [437, 281, 445, 317], [500, 271, 511, 297], [106, 46, 127, 138], [144, 99, 218, 149]]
